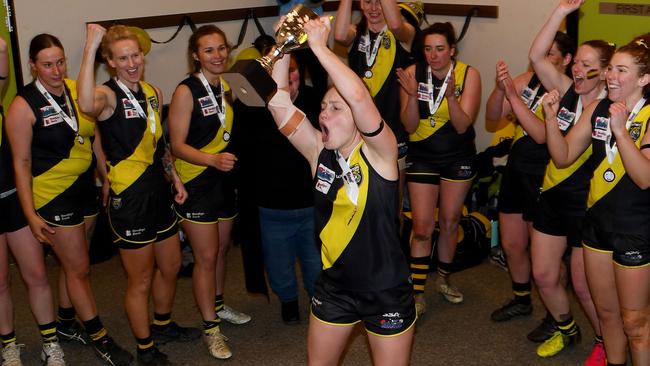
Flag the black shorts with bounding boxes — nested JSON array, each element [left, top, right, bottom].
[[582, 215, 650, 268], [79, 169, 99, 219], [37, 176, 90, 227], [405, 158, 476, 185], [397, 142, 408, 171], [498, 165, 543, 222], [175, 178, 237, 224], [108, 180, 178, 249], [533, 192, 585, 248], [310, 277, 416, 337], [0, 190, 28, 234]]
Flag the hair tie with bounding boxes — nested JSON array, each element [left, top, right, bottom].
[[635, 39, 649, 49]]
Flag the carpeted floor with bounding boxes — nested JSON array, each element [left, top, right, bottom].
[[8, 246, 594, 365]]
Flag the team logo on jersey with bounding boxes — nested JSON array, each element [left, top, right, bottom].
[[350, 164, 363, 184], [382, 34, 391, 49], [379, 312, 404, 330], [594, 116, 609, 130], [41, 106, 64, 126], [629, 122, 642, 141], [148, 96, 159, 112], [198, 96, 217, 116], [315, 179, 331, 195], [111, 197, 122, 210], [520, 87, 536, 105], [417, 82, 432, 102], [122, 98, 139, 119], [317, 164, 335, 184], [557, 107, 575, 131]]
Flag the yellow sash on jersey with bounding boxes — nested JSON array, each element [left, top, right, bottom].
[[175, 81, 234, 184], [542, 146, 592, 191], [33, 79, 95, 209], [107, 81, 162, 195], [362, 31, 396, 98], [319, 143, 368, 270], [410, 61, 468, 142], [587, 105, 650, 208]]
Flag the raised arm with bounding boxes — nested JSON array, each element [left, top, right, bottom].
[[446, 65, 481, 134], [5, 98, 55, 244], [485, 63, 531, 121], [544, 89, 593, 167], [609, 101, 650, 189], [267, 53, 322, 173], [528, 0, 579, 93], [381, 0, 415, 48], [499, 62, 546, 143], [305, 17, 397, 174], [77, 24, 115, 120], [334, 0, 356, 46]]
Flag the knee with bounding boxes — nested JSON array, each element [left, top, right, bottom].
[[438, 215, 460, 235], [21, 267, 50, 290], [531, 267, 555, 290], [127, 272, 153, 295], [622, 306, 650, 351], [571, 277, 592, 304], [159, 257, 181, 279], [411, 220, 434, 242]]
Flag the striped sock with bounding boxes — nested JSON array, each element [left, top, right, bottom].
[[82, 316, 108, 343], [512, 281, 531, 305], [56, 307, 75, 328], [437, 261, 453, 279], [1, 331, 16, 346], [214, 295, 224, 313], [410, 256, 430, 294], [38, 322, 58, 344], [136, 336, 154, 354], [556, 316, 578, 336], [152, 312, 171, 330], [203, 319, 220, 335]]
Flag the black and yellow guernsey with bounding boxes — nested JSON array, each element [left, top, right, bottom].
[[19, 79, 94, 210], [408, 60, 475, 164], [586, 97, 650, 234], [0, 113, 14, 195], [173, 76, 233, 185], [507, 74, 549, 175], [314, 142, 410, 291], [98, 79, 163, 195], [349, 29, 410, 146], [540, 87, 594, 215]]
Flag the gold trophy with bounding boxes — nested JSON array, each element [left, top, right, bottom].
[[222, 4, 319, 107]]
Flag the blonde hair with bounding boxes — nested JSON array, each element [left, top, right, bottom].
[[101, 25, 141, 61]]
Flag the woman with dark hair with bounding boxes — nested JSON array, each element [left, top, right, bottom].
[[78, 24, 199, 365], [268, 17, 415, 365], [526, 0, 614, 362], [397, 22, 481, 314], [335, 0, 416, 196], [6, 33, 131, 365], [544, 33, 650, 366], [168, 24, 250, 360]]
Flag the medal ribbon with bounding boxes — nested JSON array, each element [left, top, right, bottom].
[[197, 71, 226, 129], [114, 78, 156, 135], [335, 148, 360, 207], [574, 87, 608, 127], [35, 79, 78, 136], [361, 26, 387, 70], [606, 97, 646, 164], [427, 64, 454, 116]]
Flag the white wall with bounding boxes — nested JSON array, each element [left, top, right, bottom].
[[14, 0, 557, 152]]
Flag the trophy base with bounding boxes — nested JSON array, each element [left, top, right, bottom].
[[222, 59, 278, 107]]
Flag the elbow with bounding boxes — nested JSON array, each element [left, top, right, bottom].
[[386, 21, 403, 35]]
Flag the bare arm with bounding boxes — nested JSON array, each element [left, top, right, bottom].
[[446, 66, 481, 134], [92, 127, 110, 207], [168, 83, 237, 172], [609, 101, 650, 189], [485, 64, 531, 121], [397, 65, 420, 134], [499, 64, 546, 143], [544, 90, 593, 167], [381, 0, 415, 48], [0, 38, 9, 92], [77, 24, 115, 120], [528, 0, 579, 94], [334, 0, 356, 46], [5, 97, 55, 244]]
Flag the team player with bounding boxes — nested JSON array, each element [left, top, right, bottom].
[[543, 34, 650, 366], [527, 0, 613, 362], [397, 22, 481, 313], [334, 0, 416, 196], [267, 17, 415, 365], [5, 33, 131, 365], [0, 36, 65, 366], [78, 24, 200, 366], [168, 25, 249, 360], [486, 32, 573, 329]]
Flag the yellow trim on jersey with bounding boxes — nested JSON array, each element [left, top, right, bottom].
[[175, 81, 234, 184], [362, 30, 396, 98], [542, 146, 592, 191], [37, 212, 85, 228], [409, 61, 468, 143], [33, 79, 95, 209], [311, 311, 361, 327], [107, 81, 162, 195], [175, 212, 238, 225], [615, 261, 650, 269], [582, 241, 612, 254], [320, 143, 368, 270], [587, 105, 650, 208]]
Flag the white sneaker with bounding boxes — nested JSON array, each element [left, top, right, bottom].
[[41, 342, 66, 366], [203, 328, 232, 360], [217, 305, 251, 325], [435, 276, 464, 304], [1, 343, 23, 366]]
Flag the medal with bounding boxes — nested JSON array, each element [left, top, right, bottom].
[[382, 34, 391, 49], [364, 70, 373, 79], [76, 134, 84, 145], [35, 79, 81, 145], [223, 131, 230, 141], [429, 116, 436, 127], [603, 168, 615, 182]]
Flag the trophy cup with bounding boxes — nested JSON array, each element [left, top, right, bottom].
[[222, 4, 319, 107]]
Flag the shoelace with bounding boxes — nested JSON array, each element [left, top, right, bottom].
[[43, 343, 65, 363]]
